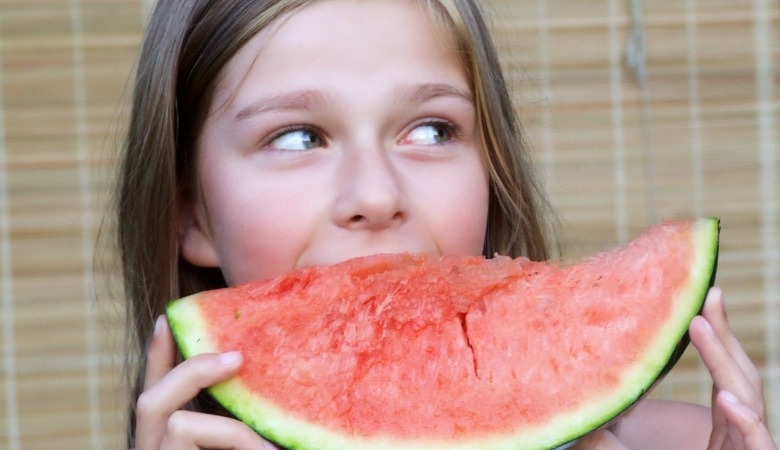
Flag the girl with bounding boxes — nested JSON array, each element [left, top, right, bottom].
[[116, 0, 776, 448]]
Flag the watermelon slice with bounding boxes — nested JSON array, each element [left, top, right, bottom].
[[166, 218, 719, 450]]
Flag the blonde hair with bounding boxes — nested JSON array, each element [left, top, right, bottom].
[[116, 0, 556, 445], [430, 0, 556, 259]]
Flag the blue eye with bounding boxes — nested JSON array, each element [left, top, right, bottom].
[[403, 122, 454, 145], [269, 129, 324, 151]]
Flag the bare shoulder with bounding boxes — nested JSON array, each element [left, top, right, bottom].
[[612, 399, 712, 449]]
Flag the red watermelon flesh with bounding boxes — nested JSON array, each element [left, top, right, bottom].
[[166, 218, 719, 450]]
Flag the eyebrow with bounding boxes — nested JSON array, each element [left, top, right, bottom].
[[395, 82, 474, 106], [233, 82, 473, 122], [234, 89, 329, 121]]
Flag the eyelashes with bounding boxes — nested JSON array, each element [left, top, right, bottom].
[[400, 119, 460, 146], [266, 126, 326, 152], [261, 118, 462, 152]]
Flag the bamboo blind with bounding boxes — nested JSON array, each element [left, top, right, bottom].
[[0, 1, 777, 449]]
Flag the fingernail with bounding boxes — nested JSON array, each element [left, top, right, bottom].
[[721, 390, 739, 404], [153, 315, 164, 336], [219, 351, 242, 366], [700, 317, 715, 334], [717, 289, 728, 315]]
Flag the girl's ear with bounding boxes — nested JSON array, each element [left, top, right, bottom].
[[178, 195, 221, 268]]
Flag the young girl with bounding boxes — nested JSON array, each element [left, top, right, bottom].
[[116, 0, 775, 448]]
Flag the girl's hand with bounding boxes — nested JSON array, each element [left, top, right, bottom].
[[134, 316, 277, 450], [690, 287, 778, 450]]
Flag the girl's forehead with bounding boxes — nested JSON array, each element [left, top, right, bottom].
[[209, 0, 466, 114]]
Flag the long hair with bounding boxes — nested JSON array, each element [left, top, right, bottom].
[[116, 0, 556, 445], [432, 0, 556, 259]]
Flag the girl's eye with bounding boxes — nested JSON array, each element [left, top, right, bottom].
[[402, 122, 454, 146], [268, 129, 324, 151]]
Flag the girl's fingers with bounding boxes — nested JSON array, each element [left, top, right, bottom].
[[701, 288, 765, 402], [159, 410, 278, 450], [136, 316, 267, 450], [138, 350, 242, 419], [716, 391, 778, 450], [692, 287, 775, 450], [694, 287, 767, 427], [690, 315, 754, 402], [691, 288, 764, 412], [135, 350, 243, 450], [144, 315, 177, 391], [692, 315, 756, 450]]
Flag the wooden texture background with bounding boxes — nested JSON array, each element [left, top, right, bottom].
[[0, 0, 777, 448]]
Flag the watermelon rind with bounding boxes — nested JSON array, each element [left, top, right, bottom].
[[166, 217, 720, 450]]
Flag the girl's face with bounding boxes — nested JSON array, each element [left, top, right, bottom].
[[179, 0, 490, 286]]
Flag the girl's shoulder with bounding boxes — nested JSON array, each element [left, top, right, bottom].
[[612, 398, 711, 449]]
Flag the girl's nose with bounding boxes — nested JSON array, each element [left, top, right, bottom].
[[331, 145, 408, 231]]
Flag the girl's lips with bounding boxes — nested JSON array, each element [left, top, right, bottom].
[[296, 245, 439, 270]]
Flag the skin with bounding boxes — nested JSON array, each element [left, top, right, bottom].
[[178, 0, 488, 286], [135, 1, 777, 449]]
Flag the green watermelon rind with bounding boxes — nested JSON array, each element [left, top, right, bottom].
[[165, 217, 720, 450]]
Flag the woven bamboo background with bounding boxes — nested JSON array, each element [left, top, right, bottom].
[[0, 0, 777, 448]]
